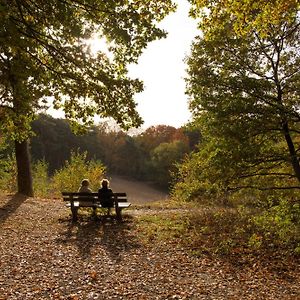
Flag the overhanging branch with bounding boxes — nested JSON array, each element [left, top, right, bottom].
[[228, 185, 300, 191]]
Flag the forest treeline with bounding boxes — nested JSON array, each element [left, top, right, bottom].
[[28, 114, 200, 189]]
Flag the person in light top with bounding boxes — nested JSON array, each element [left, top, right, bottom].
[[78, 179, 93, 193]]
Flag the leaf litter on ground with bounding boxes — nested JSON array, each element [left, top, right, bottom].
[[0, 195, 299, 299]]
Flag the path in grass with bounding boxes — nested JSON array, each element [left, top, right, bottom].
[[108, 175, 169, 204]]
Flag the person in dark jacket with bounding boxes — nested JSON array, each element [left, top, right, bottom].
[[98, 179, 114, 215]]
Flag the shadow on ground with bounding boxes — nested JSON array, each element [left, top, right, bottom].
[[56, 214, 141, 261], [0, 193, 28, 225]]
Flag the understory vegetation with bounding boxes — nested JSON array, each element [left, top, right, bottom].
[[0, 151, 106, 198], [136, 201, 300, 258]]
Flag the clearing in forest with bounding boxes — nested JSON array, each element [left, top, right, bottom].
[[0, 191, 299, 299]]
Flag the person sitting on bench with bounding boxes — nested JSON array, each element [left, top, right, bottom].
[[78, 179, 93, 193], [98, 179, 114, 215]]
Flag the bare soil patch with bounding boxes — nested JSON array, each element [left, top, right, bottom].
[[0, 195, 299, 300]]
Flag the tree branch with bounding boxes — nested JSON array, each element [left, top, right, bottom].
[[238, 172, 296, 179], [228, 185, 300, 191]]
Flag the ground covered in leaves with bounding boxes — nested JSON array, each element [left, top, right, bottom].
[[0, 195, 299, 300]]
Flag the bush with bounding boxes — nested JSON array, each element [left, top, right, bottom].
[[51, 151, 106, 195], [251, 200, 300, 252], [32, 159, 50, 197], [0, 154, 17, 193]]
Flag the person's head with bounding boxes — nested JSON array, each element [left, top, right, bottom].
[[81, 179, 90, 187], [101, 179, 109, 188]]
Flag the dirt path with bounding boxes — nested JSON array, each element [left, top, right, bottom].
[[0, 195, 299, 300], [108, 176, 169, 204]]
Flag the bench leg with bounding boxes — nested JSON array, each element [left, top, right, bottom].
[[71, 207, 78, 222], [115, 207, 122, 221]]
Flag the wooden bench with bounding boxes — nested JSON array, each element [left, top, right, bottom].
[[62, 192, 131, 221]]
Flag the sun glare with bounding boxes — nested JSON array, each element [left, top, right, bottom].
[[87, 34, 112, 58]]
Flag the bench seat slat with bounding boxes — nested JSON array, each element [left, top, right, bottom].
[[62, 192, 127, 199], [117, 203, 131, 208], [66, 202, 96, 208], [65, 202, 131, 208]]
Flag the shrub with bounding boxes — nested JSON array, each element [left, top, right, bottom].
[[32, 159, 50, 197], [51, 151, 106, 195], [0, 154, 17, 193], [251, 200, 300, 252]]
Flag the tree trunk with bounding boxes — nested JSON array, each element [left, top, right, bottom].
[[282, 120, 300, 184], [15, 140, 34, 197]]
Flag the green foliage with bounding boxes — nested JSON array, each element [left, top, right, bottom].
[[52, 151, 106, 194], [173, 9, 300, 202], [189, 0, 299, 38], [32, 159, 50, 198], [150, 140, 188, 187], [229, 187, 300, 209], [0, 0, 176, 139], [0, 154, 17, 193], [251, 200, 300, 251], [173, 141, 300, 205], [172, 148, 223, 203]]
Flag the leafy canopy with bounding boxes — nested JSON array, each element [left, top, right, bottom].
[[175, 7, 300, 199], [189, 0, 299, 37], [0, 0, 176, 139]]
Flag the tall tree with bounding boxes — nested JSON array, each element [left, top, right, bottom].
[[0, 0, 175, 196], [178, 10, 300, 196], [189, 0, 299, 37]]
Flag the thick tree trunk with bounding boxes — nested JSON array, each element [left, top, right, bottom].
[[282, 121, 300, 184], [15, 140, 34, 197]]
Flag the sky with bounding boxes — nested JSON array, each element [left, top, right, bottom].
[[128, 0, 199, 129]]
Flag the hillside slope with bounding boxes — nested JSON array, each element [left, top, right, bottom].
[[107, 176, 169, 204]]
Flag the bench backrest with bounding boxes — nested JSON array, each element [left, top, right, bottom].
[[62, 192, 127, 202]]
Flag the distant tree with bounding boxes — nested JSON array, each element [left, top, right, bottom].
[[30, 116, 195, 186], [136, 125, 178, 153], [0, 0, 176, 196], [151, 140, 188, 187], [105, 131, 126, 173], [31, 114, 78, 172], [182, 125, 201, 151], [111, 135, 142, 177]]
